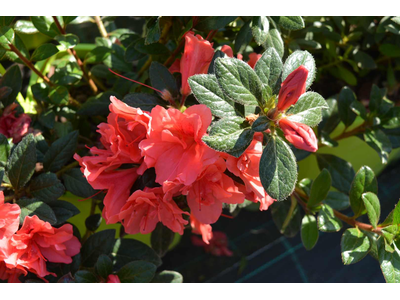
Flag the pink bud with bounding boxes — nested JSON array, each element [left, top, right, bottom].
[[221, 45, 234, 58], [106, 275, 121, 283], [247, 53, 262, 69], [277, 65, 308, 111], [279, 118, 318, 152]]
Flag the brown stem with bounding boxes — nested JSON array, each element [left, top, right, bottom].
[[56, 161, 79, 178], [52, 17, 98, 94], [94, 16, 108, 38], [137, 56, 152, 77], [318, 123, 366, 148], [8, 44, 54, 86]]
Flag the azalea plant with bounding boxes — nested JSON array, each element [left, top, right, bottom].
[[1, 16, 400, 283]]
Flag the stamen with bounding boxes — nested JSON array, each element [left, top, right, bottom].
[[108, 68, 163, 94], [220, 214, 234, 219], [78, 189, 105, 202]]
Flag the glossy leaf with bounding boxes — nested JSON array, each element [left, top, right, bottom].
[[318, 204, 342, 232], [31, 16, 60, 37], [282, 50, 316, 90], [31, 43, 59, 61], [81, 229, 116, 267], [48, 200, 80, 225], [338, 86, 357, 127], [362, 192, 381, 228], [150, 223, 175, 258], [49, 86, 69, 105], [117, 260, 156, 283], [363, 129, 392, 164], [301, 215, 318, 250], [307, 169, 331, 208], [95, 255, 113, 279], [43, 131, 78, 172], [62, 168, 97, 198], [55, 34, 79, 50], [260, 135, 297, 201], [341, 228, 371, 265], [254, 47, 282, 91], [378, 238, 400, 283], [323, 191, 350, 211], [234, 20, 252, 54], [29, 172, 65, 203], [286, 92, 328, 127], [0, 65, 22, 107], [151, 271, 183, 283], [270, 199, 302, 237], [0, 26, 14, 50], [18, 198, 57, 225], [149, 61, 179, 99]]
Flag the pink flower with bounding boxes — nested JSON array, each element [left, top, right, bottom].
[[279, 118, 318, 152], [139, 105, 219, 186], [119, 187, 188, 235], [190, 215, 213, 244], [277, 65, 308, 112], [168, 58, 181, 74], [5, 215, 81, 279], [225, 139, 276, 211], [191, 231, 233, 257], [0, 103, 31, 143], [0, 261, 24, 283], [247, 53, 262, 69], [179, 32, 214, 98], [180, 158, 245, 224], [0, 191, 20, 240], [107, 274, 121, 283], [221, 45, 234, 58], [221, 45, 261, 69]]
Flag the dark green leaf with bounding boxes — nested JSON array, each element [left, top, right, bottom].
[[149, 61, 179, 99], [377, 238, 400, 283], [55, 34, 79, 50], [74, 270, 98, 283], [263, 28, 284, 58], [78, 91, 121, 116], [111, 238, 162, 270], [195, 16, 237, 31], [350, 101, 367, 119], [234, 20, 252, 54], [48, 200, 80, 225], [336, 65, 357, 86], [379, 44, 400, 57], [43, 131, 78, 172], [316, 154, 355, 194], [353, 50, 376, 69], [0, 134, 11, 165], [30, 16, 60, 38], [6, 134, 36, 191], [270, 199, 302, 237], [393, 200, 400, 226], [349, 166, 378, 217], [29, 172, 65, 202], [18, 198, 57, 225], [151, 223, 175, 258], [362, 192, 381, 228], [81, 229, 116, 267], [62, 168, 97, 198], [0, 26, 14, 49], [384, 127, 400, 149], [122, 93, 165, 112], [134, 39, 169, 55], [363, 129, 392, 164], [38, 110, 55, 129], [286, 92, 328, 127], [145, 17, 161, 45], [251, 116, 270, 132], [188, 74, 239, 118], [341, 228, 371, 265], [0, 17, 15, 27], [282, 50, 316, 90], [323, 191, 350, 211], [85, 214, 102, 232], [254, 47, 283, 91], [298, 178, 313, 196], [251, 16, 269, 45], [260, 135, 297, 201], [104, 44, 132, 72], [202, 117, 253, 157], [301, 214, 319, 250], [49, 86, 69, 105], [319, 97, 340, 135], [31, 43, 59, 61], [117, 260, 156, 283], [151, 271, 183, 283], [276, 16, 305, 30], [307, 169, 331, 208], [318, 204, 342, 232], [85, 46, 112, 64], [208, 50, 226, 74], [63, 16, 77, 25], [0, 65, 22, 107], [95, 255, 113, 279], [214, 57, 263, 106]]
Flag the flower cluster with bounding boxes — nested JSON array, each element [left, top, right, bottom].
[[0, 192, 81, 283], [0, 103, 31, 143]]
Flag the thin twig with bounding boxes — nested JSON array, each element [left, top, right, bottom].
[[56, 161, 79, 178], [94, 16, 108, 38]]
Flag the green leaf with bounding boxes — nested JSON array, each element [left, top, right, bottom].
[[377, 238, 400, 283], [341, 228, 371, 265], [62, 168, 97, 198], [251, 116, 270, 132], [349, 166, 378, 217], [263, 28, 284, 58], [6, 134, 36, 191], [319, 97, 340, 135], [150, 223, 175, 258], [379, 44, 400, 57], [18, 198, 57, 225], [84, 46, 112, 64], [117, 260, 156, 283], [85, 214, 102, 232], [316, 154, 355, 194], [188, 74, 239, 118], [318, 204, 342, 232], [363, 129, 392, 164], [43, 131, 78, 173], [149, 61, 179, 99], [74, 270, 98, 283], [276, 16, 305, 30], [353, 50, 376, 69], [259, 135, 297, 201], [195, 16, 237, 31], [282, 50, 316, 90], [215, 57, 263, 106], [270, 199, 302, 237], [0, 17, 15, 27], [298, 178, 313, 196], [336, 65, 357, 86], [0, 134, 11, 166], [254, 47, 283, 91], [49, 86, 69, 105], [47, 200, 80, 225], [323, 191, 350, 211], [350, 101, 367, 119], [95, 254, 113, 279], [234, 20, 252, 54], [151, 271, 183, 283], [31, 43, 59, 61], [81, 229, 116, 267], [0, 65, 22, 107], [393, 200, 400, 226], [55, 34, 79, 50], [307, 169, 331, 208], [38, 110, 55, 129], [301, 214, 319, 250], [369, 84, 384, 114], [122, 93, 165, 112], [251, 16, 269, 45], [208, 50, 226, 74], [384, 127, 400, 149], [202, 117, 253, 157], [105, 44, 132, 72], [14, 20, 38, 34], [134, 39, 169, 55], [78, 91, 121, 116], [30, 16, 60, 38], [29, 172, 65, 203], [145, 17, 161, 45], [362, 192, 381, 228], [0, 26, 14, 50], [286, 92, 328, 127], [111, 238, 162, 270], [63, 16, 77, 25]]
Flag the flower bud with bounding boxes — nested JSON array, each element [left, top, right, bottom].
[[278, 118, 318, 152], [277, 65, 308, 111]]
